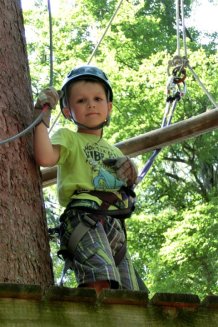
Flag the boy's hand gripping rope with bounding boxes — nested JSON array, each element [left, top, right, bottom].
[[103, 156, 138, 187], [0, 87, 61, 146], [34, 87, 60, 128]]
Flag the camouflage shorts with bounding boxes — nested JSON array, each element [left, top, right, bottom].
[[59, 201, 139, 290]]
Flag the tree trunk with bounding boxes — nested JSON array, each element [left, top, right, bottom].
[[0, 0, 53, 287]]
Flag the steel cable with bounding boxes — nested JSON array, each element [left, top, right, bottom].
[[49, 0, 125, 134]]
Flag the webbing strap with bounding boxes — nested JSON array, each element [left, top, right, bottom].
[[67, 205, 132, 218], [72, 189, 134, 218], [59, 258, 72, 286], [67, 214, 126, 267], [65, 192, 131, 271], [68, 222, 91, 255], [89, 190, 119, 209], [113, 240, 127, 266], [89, 189, 135, 218]]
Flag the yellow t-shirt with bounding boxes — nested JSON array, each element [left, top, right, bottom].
[[51, 128, 126, 208]]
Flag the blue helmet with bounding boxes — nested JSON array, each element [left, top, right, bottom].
[[60, 65, 113, 110], [60, 65, 113, 130]]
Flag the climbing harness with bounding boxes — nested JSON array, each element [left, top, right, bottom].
[[50, 188, 136, 286], [54, 187, 148, 291], [58, 190, 133, 258]]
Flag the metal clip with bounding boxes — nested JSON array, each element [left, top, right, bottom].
[[167, 55, 189, 76], [166, 55, 188, 100]]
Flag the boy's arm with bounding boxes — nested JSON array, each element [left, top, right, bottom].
[[33, 87, 60, 167], [34, 123, 60, 167]]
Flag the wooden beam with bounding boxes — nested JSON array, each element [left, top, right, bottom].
[[0, 284, 218, 326], [41, 107, 218, 187], [116, 107, 218, 156], [41, 166, 58, 187]]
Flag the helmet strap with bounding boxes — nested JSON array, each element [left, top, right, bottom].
[[65, 107, 110, 130]]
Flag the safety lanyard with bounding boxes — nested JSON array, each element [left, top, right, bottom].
[[136, 0, 189, 186], [136, 82, 186, 185]]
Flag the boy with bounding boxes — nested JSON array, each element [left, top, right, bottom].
[[34, 65, 140, 293]]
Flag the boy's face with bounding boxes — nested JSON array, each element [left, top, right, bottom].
[[66, 80, 112, 135]]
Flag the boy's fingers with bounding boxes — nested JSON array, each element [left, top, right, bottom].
[[35, 87, 60, 110], [104, 156, 138, 186]]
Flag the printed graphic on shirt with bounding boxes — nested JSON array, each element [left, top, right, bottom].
[[93, 168, 124, 189], [84, 142, 124, 190]]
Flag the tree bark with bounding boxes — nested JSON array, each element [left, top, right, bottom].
[[0, 0, 53, 287]]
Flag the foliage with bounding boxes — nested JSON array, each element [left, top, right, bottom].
[[127, 201, 218, 298], [22, 0, 218, 298]]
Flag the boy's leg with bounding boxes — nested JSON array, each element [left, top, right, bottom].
[[116, 251, 140, 290], [103, 217, 140, 290], [73, 219, 121, 289], [59, 207, 140, 292], [59, 208, 120, 291], [81, 280, 110, 294]]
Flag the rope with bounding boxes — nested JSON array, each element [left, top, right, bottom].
[[136, 97, 181, 185], [48, 0, 53, 87], [87, 0, 125, 64], [171, 0, 217, 108], [176, 0, 187, 57], [0, 113, 44, 146], [49, 0, 125, 134], [187, 63, 217, 107], [180, 0, 187, 57], [176, 0, 181, 56]]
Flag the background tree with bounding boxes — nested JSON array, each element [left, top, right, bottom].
[[127, 200, 218, 299], [0, 0, 53, 287]]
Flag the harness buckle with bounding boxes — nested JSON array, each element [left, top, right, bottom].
[[82, 213, 98, 228]]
